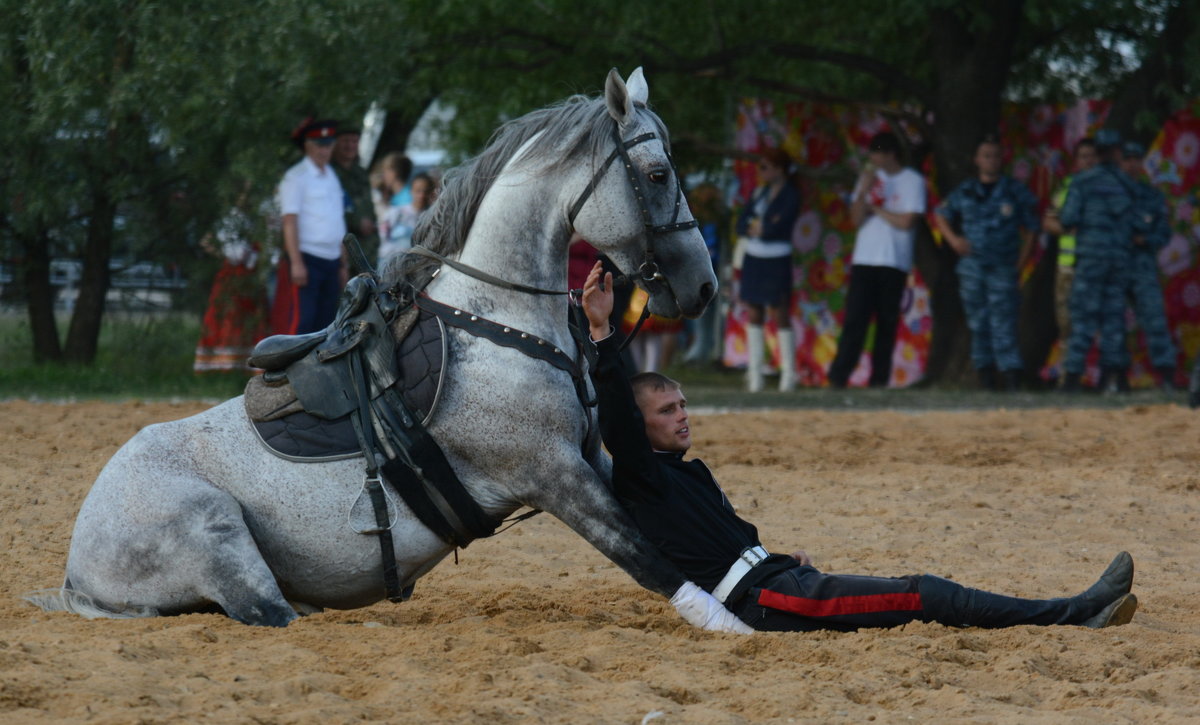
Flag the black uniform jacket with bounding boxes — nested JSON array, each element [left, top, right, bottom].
[[591, 332, 796, 598]]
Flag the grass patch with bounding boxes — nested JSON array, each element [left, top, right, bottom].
[[0, 312, 251, 400], [0, 312, 1189, 409]]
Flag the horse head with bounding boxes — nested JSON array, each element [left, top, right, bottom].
[[569, 68, 717, 319]]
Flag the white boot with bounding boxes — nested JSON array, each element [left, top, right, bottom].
[[778, 328, 796, 392], [746, 325, 765, 393]]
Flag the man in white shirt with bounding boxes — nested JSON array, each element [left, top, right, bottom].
[[827, 132, 927, 388], [278, 118, 349, 333]]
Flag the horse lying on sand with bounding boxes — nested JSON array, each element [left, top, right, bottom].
[[27, 68, 749, 632]]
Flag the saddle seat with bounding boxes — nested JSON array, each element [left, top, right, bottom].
[[248, 330, 326, 374]]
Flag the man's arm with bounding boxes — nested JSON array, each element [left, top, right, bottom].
[[849, 166, 875, 228], [934, 192, 971, 257], [582, 263, 664, 500], [281, 214, 308, 287]]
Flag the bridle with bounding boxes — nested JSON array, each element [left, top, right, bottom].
[[567, 118, 698, 293], [410, 114, 697, 300]]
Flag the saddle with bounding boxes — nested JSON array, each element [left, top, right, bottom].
[[244, 273, 498, 602], [245, 305, 446, 460]]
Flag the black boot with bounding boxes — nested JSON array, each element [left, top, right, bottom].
[[1001, 369, 1021, 393], [977, 365, 998, 391], [917, 552, 1135, 628], [1062, 372, 1083, 393]]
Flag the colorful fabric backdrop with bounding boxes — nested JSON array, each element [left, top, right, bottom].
[[723, 99, 1200, 387]]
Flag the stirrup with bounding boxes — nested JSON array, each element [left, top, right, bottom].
[[347, 474, 399, 534]]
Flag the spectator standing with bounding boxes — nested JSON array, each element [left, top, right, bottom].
[[683, 182, 729, 366], [332, 126, 379, 269], [736, 148, 800, 392], [934, 135, 1039, 392], [194, 197, 268, 372], [277, 118, 348, 334], [827, 132, 926, 389], [1043, 137, 1099, 371], [1121, 141, 1177, 391], [376, 152, 416, 265], [1058, 129, 1143, 393]]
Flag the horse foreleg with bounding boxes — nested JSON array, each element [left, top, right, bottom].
[[523, 462, 684, 598]]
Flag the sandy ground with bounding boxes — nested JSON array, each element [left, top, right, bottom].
[[2, 399, 1199, 724]]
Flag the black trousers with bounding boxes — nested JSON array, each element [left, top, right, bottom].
[[730, 566, 1100, 632], [827, 265, 908, 387]]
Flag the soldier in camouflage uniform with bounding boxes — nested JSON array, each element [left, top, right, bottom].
[[1043, 138, 1099, 358], [1121, 141, 1177, 391], [1058, 129, 1144, 393], [332, 127, 380, 266], [935, 135, 1039, 391]]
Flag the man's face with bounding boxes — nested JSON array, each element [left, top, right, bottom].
[[1074, 144, 1099, 172], [636, 386, 691, 453], [305, 138, 335, 168], [974, 142, 1003, 176], [1121, 155, 1144, 177], [334, 134, 360, 167]]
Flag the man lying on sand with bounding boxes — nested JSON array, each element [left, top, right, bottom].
[[581, 261, 1137, 634]]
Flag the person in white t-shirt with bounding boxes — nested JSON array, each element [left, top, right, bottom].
[[277, 118, 349, 334], [827, 131, 926, 388]]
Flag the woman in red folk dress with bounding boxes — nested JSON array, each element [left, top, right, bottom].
[[194, 205, 270, 373]]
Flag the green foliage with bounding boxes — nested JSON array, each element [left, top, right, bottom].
[[0, 313, 249, 399]]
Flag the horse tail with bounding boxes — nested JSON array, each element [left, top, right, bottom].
[[22, 579, 158, 620]]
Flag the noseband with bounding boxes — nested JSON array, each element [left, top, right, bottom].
[[568, 120, 698, 288]]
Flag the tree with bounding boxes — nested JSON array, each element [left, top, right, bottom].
[[0, 0, 425, 364], [399, 0, 1200, 383]]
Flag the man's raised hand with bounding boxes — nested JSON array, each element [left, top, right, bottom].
[[582, 260, 614, 340]]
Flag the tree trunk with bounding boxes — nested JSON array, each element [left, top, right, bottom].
[[367, 97, 436, 168], [912, 216, 970, 386], [921, 1, 1026, 385], [20, 229, 63, 363], [63, 185, 116, 364], [1104, 0, 1196, 146]]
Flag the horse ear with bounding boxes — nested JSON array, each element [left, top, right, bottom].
[[626, 67, 648, 106], [605, 67, 633, 126]]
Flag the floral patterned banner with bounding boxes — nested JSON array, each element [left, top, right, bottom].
[[724, 99, 1200, 387]]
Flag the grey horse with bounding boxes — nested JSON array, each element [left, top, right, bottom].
[[29, 68, 748, 632]]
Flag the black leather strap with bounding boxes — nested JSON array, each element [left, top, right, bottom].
[[408, 246, 569, 296], [418, 296, 584, 381], [347, 349, 405, 602]]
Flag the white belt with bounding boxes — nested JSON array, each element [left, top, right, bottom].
[[711, 545, 769, 604]]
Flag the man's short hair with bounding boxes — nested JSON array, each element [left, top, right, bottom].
[[630, 372, 681, 399], [976, 132, 1003, 150], [867, 131, 901, 157], [1074, 137, 1097, 153]]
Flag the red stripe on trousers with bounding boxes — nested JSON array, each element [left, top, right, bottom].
[[757, 589, 923, 618]]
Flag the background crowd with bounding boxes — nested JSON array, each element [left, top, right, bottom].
[[190, 105, 1198, 400], [192, 117, 440, 374]]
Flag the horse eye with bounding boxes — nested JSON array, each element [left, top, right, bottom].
[[647, 169, 669, 185]]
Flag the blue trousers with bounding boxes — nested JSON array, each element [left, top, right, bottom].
[[297, 253, 342, 334], [1127, 250, 1176, 370], [1065, 255, 1130, 373], [956, 256, 1023, 371]]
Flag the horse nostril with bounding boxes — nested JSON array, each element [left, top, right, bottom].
[[700, 282, 715, 304]]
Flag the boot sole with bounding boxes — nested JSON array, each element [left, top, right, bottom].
[[1083, 593, 1138, 628]]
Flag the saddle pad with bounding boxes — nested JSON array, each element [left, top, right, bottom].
[[245, 309, 446, 461]]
